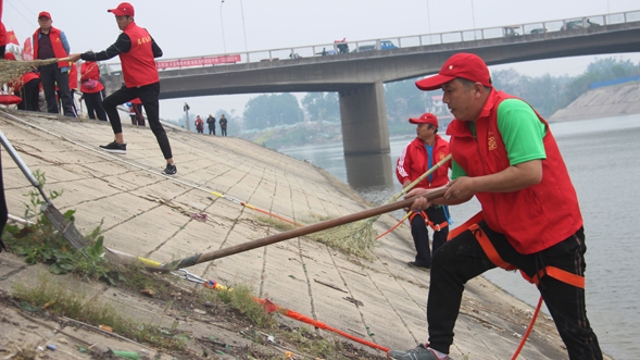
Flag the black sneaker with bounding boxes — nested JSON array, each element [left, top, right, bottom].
[[99, 141, 126, 154], [389, 344, 451, 360], [163, 163, 177, 175]]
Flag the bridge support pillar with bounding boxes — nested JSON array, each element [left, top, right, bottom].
[[339, 81, 393, 188], [339, 81, 390, 156]]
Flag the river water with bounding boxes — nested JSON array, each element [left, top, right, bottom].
[[281, 114, 640, 360]]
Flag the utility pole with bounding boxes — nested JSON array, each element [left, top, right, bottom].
[[220, 0, 227, 54], [183, 102, 191, 131]]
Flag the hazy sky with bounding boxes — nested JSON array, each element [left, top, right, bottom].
[[4, 0, 640, 120]]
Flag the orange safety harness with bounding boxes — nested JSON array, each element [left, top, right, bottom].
[[447, 212, 584, 289], [408, 210, 449, 232], [448, 212, 585, 360]]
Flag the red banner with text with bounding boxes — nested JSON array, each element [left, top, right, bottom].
[[155, 54, 241, 69]]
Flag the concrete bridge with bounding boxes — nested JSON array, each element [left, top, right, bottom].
[[102, 10, 640, 162]]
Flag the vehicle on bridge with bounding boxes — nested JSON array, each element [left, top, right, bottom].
[[503, 26, 521, 37], [352, 40, 398, 52], [530, 27, 547, 34], [562, 18, 602, 31]]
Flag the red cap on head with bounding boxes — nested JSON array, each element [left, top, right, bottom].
[[409, 113, 439, 127], [38, 11, 52, 20], [415, 53, 492, 91], [4, 52, 16, 60], [108, 2, 135, 17]]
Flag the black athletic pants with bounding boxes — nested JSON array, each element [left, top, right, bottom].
[[83, 91, 107, 121], [39, 63, 75, 117], [21, 79, 41, 111], [426, 220, 602, 359], [102, 82, 173, 160], [410, 205, 448, 267]]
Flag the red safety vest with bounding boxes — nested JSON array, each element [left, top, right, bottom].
[[396, 134, 450, 189], [80, 61, 105, 94], [120, 22, 159, 88], [447, 90, 582, 254], [32, 27, 69, 68]]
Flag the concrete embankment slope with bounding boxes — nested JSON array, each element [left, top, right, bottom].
[[550, 82, 640, 122], [0, 109, 591, 359]]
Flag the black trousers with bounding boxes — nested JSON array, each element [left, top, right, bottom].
[[17, 79, 41, 111], [102, 82, 172, 160], [39, 63, 75, 116], [221, 127, 227, 136], [83, 91, 107, 121], [427, 220, 602, 359], [208, 126, 215, 135], [410, 205, 449, 267]]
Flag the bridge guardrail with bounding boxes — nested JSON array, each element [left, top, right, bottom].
[[103, 9, 640, 75]]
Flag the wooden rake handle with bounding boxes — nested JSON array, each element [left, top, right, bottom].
[[158, 187, 448, 271]]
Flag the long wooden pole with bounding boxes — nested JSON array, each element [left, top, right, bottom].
[[158, 187, 447, 271]]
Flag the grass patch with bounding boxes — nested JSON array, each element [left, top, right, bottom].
[[12, 276, 185, 350], [204, 284, 277, 329]]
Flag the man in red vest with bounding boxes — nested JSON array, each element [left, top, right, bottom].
[[395, 113, 450, 270], [32, 11, 75, 117], [389, 53, 602, 360], [69, 2, 176, 175]]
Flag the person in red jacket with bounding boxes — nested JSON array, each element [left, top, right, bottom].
[[0, 22, 7, 58], [79, 60, 106, 121], [69, 2, 176, 175], [32, 11, 75, 117], [395, 113, 450, 270], [194, 115, 204, 134], [4, 52, 41, 111], [389, 53, 602, 360]]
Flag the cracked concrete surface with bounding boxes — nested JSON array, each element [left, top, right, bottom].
[[0, 109, 608, 359]]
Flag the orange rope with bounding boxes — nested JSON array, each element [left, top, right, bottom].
[[376, 212, 411, 240], [202, 280, 389, 352], [511, 296, 543, 360], [241, 201, 303, 226]]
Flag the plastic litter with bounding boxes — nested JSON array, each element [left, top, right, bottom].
[[107, 349, 141, 359]]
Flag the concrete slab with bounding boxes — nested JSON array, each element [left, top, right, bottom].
[[0, 109, 610, 360]]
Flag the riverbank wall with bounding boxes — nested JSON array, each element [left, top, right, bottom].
[[550, 82, 640, 122]]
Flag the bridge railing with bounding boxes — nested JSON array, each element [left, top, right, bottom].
[[104, 9, 640, 75]]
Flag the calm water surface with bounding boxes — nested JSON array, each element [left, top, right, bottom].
[[281, 114, 640, 360]]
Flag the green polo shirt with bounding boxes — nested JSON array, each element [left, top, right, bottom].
[[451, 99, 547, 179]]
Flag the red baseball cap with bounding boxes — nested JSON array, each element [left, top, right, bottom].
[[409, 113, 439, 127], [415, 53, 492, 91], [38, 11, 52, 20], [108, 2, 135, 17]]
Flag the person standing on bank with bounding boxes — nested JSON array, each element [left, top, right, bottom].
[[206, 114, 216, 135], [389, 53, 602, 360], [69, 2, 176, 175], [79, 60, 107, 121], [33, 11, 75, 117], [219, 114, 228, 136], [396, 113, 450, 271], [194, 115, 204, 134]]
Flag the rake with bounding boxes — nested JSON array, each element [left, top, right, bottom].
[[0, 57, 72, 85], [0, 130, 90, 258], [310, 153, 453, 258]]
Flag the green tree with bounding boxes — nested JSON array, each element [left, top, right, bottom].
[[384, 79, 429, 122], [301, 92, 339, 121], [243, 93, 303, 130]]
